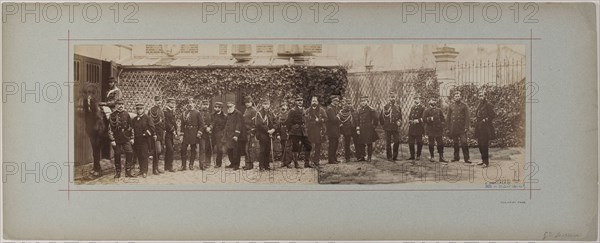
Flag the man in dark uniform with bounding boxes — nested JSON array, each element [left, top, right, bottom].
[[163, 98, 177, 172], [474, 91, 496, 168], [407, 95, 426, 161], [240, 96, 257, 170], [254, 99, 276, 171], [325, 95, 341, 164], [379, 91, 403, 161], [356, 95, 379, 162], [211, 101, 227, 168], [198, 99, 213, 169], [423, 98, 447, 164], [276, 100, 291, 167], [283, 97, 312, 169], [305, 96, 328, 167], [148, 95, 165, 175], [99, 77, 122, 112], [339, 97, 359, 163], [180, 98, 204, 171], [108, 99, 135, 178], [132, 103, 155, 178], [448, 91, 471, 164], [222, 101, 243, 170]]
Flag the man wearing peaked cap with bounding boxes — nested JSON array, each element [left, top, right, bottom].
[[132, 102, 155, 178], [325, 95, 341, 164], [198, 99, 213, 170], [211, 101, 227, 168], [282, 96, 312, 168], [163, 98, 178, 172], [379, 91, 403, 161], [356, 95, 379, 162], [305, 96, 328, 167], [180, 97, 204, 171], [240, 95, 257, 170], [108, 98, 134, 178], [148, 95, 165, 175], [407, 94, 426, 161]]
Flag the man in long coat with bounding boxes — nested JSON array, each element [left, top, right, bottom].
[[447, 91, 471, 163], [339, 97, 359, 163], [276, 100, 291, 167], [240, 96, 257, 170], [132, 103, 155, 178], [211, 102, 227, 168], [355, 95, 379, 162], [474, 91, 496, 167], [305, 96, 328, 166], [198, 99, 213, 170], [222, 101, 243, 170], [254, 98, 277, 171], [407, 95, 426, 161], [379, 92, 403, 161], [325, 95, 341, 164], [148, 95, 165, 175], [163, 98, 177, 172], [423, 98, 447, 164], [180, 98, 204, 170]]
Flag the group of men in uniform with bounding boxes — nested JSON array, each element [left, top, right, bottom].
[[92, 77, 496, 178]]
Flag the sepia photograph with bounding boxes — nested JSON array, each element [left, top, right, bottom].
[[74, 43, 526, 185]]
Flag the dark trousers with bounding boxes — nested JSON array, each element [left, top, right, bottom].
[[408, 134, 424, 158], [451, 133, 470, 161], [87, 134, 103, 172], [151, 133, 163, 171], [258, 138, 272, 169], [311, 142, 322, 163], [239, 138, 253, 165], [164, 133, 174, 170], [213, 131, 223, 166], [357, 143, 373, 160], [134, 137, 149, 174], [328, 136, 340, 163], [341, 134, 358, 161], [384, 131, 400, 160], [114, 142, 133, 172], [181, 143, 197, 168], [428, 136, 444, 157], [200, 136, 212, 167], [280, 139, 290, 164], [290, 135, 312, 152], [227, 142, 241, 168], [478, 137, 490, 164]]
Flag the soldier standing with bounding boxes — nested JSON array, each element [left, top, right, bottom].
[[379, 92, 403, 161], [148, 95, 165, 175], [222, 101, 243, 170], [240, 96, 257, 170], [254, 99, 276, 171], [108, 99, 134, 178], [180, 98, 204, 171], [283, 97, 312, 169], [326, 95, 341, 164], [339, 97, 359, 163], [447, 91, 471, 164], [305, 96, 328, 167], [211, 102, 227, 168], [356, 95, 379, 162], [163, 98, 177, 172], [276, 100, 291, 167], [199, 99, 213, 169], [132, 103, 155, 178], [474, 91, 496, 168], [407, 95, 426, 161], [423, 98, 447, 164]]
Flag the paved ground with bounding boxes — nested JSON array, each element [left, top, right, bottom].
[[75, 147, 525, 185]]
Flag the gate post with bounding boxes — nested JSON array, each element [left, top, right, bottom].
[[432, 46, 459, 105]]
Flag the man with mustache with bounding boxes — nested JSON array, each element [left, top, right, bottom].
[[108, 99, 134, 178], [222, 101, 243, 170], [132, 103, 156, 178], [407, 95, 426, 161], [283, 97, 312, 169], [163, 98, 177, 172], [356, 95, 379, 162], [325, 95, 342, 164], [379, 91, 403, 161], [305, 96, 328, 167], [211, 101, 227, 168], [447, 91, 471, 164], [423, 98, 447, 164], [180, 98, 204, 171]]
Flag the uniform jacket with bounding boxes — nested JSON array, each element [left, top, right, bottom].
[[212, 111, 227, 133], [286, 106, 307, 137], [242, 106, 257, 140], [148, 105, 165, 133], [474, 100, 496, 140], [407, 104, 426, 135], [276, 110, 290, 140], [305, 106, 328, 143], [447, 101, 470, 136], [379, 103, 403, 131], [222, 109, 243, 149], [423, 106, 445, 137], [180, 109, 204, 144], [356, 105, 379, 144], [199, 108, 212, 139], [132, 114, 155, 141], [109, 110, 133, 143], [163, 106, 177, 137], [338, 107, 357, 136], [254, 108, 276, 142], [104, 88, 122, 110], [325, 105, 341, 137]]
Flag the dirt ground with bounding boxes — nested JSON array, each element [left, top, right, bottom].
[[75, 147, 525, 186]]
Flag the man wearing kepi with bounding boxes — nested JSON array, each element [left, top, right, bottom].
[[198, 99, 213, 170], [379, 91, 403, 161], [254, 98, 276, 171], [240, 96, 257, 170], [407, 95, 426, 161], [339, 97, 359, 163], [222, 101, 243, 170], [325, 95, 341, 164], [305, 96, 328, 167], [132, 103, 155, 178], [423, 98, 447, 164], [356, 95, 379, 162], [447, 91, 471, 164], [180, 98, 204, 171], [108, 99, 135, 178], [276, 100, 291, 167], [163, 98, 177, 172], [474, 91, 496, 168], [211, 101, 227, 168], [283, 96, 312, 169], [148, 95, 164, 175]]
